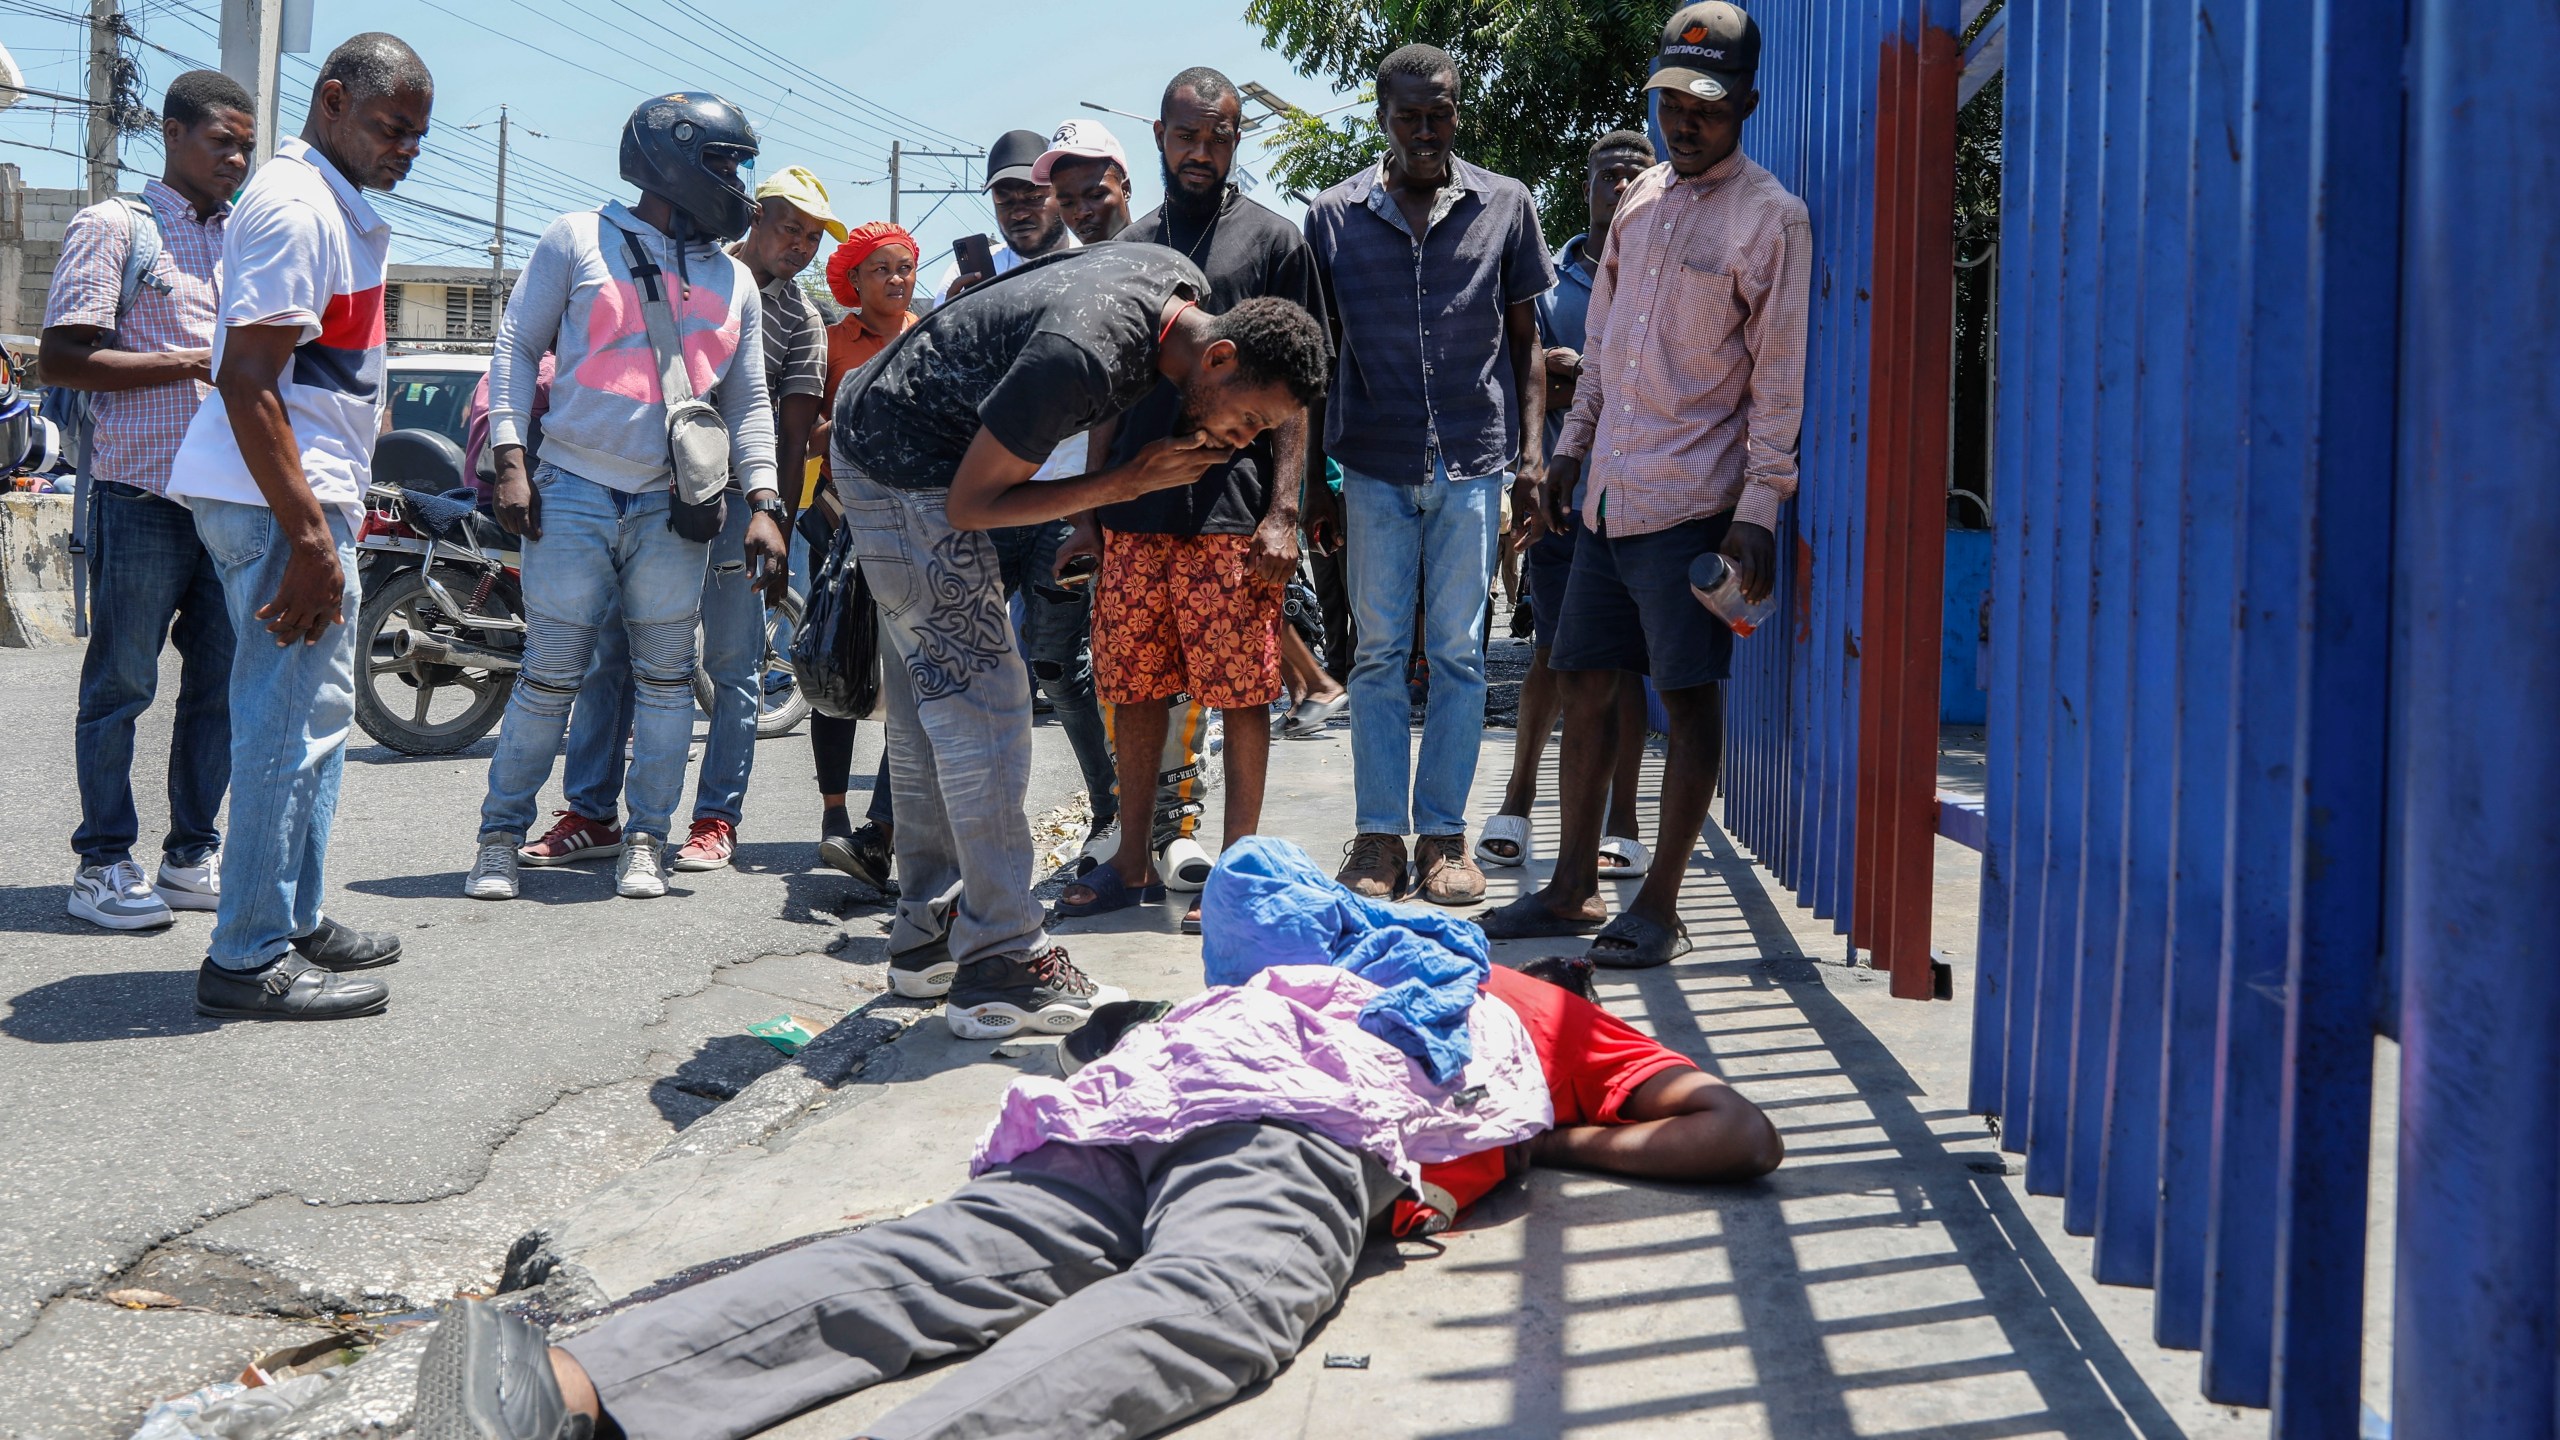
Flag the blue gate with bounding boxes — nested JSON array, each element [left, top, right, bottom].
[[1722, 0, 2558, 1432]]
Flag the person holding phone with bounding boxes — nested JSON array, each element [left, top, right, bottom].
[[828, 242, 1329, 1041], [930, 130, 1079, 300]]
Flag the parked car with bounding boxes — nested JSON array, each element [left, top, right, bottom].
[[384, 352, 490, 452]]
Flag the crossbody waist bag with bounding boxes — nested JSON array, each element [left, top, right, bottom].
[[614, 224, 730, 542]]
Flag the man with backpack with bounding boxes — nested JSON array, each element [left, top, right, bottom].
[[41, 69, 255, 932], [464, 92, 786, 904]]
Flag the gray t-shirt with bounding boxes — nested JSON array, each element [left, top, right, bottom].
[[758, 269, 827, 401], [835, 244, 1206, 492]]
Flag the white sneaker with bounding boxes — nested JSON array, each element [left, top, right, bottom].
[[69, 859, 174, 930], [464, 842, 520, 901], [617, 834, 668, 899], [154, 851, 220, 912]]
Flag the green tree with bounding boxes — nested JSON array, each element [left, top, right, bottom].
[[1246, 0, 1667, 240]]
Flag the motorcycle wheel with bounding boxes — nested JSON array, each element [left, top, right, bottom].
[[695, 587, 809, 738], [355, 564, 520, 756]]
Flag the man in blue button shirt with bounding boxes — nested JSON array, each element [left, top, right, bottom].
[[1303, 42, 1555, 908]]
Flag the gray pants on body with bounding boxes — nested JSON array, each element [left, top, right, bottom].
[[834, 472, 1048, 969], [560, 1122, 1376, 1440]]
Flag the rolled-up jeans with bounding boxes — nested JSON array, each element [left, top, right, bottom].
[[190, 498, 358, 971], [478, 465, 709, 846], [834, 471, 1047, 968], [1341, 461, 1505, 837]]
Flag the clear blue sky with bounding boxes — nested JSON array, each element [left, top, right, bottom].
[[0, 0, 1363, 271]]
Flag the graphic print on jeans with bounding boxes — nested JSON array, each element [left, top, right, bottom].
[[859, 521, 1012, 704]]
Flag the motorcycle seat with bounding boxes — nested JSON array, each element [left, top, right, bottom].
[[401, 487, 507, 553]]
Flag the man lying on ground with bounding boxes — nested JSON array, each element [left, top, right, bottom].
[[415, 841, 1780, 1440]]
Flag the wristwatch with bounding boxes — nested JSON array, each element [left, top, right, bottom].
[[747, 494, 789, 524]]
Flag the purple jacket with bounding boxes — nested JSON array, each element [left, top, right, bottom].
[[972, 966, 1551, 1189]]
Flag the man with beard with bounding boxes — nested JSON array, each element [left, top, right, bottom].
[[1036, 118, 1135, 245], [1055, 67, 1330, 936], [932, 129, 1079, 298]]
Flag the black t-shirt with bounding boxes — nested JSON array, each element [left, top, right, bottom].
[[1098, 190, 1330, 536], [835, 244, 1207, 491]]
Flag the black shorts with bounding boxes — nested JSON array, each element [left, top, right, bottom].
[[1548, 510, 1735, 691], [1523, 522, 1578, 651]]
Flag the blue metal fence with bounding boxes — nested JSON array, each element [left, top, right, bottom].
[[1723, 0, 2557, 1431]]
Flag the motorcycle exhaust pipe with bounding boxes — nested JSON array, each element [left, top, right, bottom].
[[386, 628, 523, 675]]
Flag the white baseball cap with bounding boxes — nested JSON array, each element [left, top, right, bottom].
[[1031, 118, 1130, 186]]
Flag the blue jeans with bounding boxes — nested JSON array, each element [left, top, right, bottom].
[[479, 467, 709, 845], [1341, 463, 1505, 837], [190, 498, 357, 970], [74, 483, 234, 867], [559, 494, 760, 828], [991, 520, 1116, 821]]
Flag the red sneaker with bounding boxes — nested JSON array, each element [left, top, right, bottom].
[[518, 810, 622, 867], [672, 817, 736, 873]]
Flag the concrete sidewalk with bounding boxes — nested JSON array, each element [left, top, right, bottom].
[[506, 712, 2269, 1440]]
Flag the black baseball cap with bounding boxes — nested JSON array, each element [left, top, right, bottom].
[[1646, 1, 1761, 102], [984, 129, 1048, 190]]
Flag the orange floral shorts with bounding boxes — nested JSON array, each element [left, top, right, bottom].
[[1092, 530, 1283, 709]]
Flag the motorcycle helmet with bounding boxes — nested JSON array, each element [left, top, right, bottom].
[[620, 92, 760, 242], [0, 349, 33, 477]]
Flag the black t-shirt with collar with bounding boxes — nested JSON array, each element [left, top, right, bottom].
[[1098, 189, 1330, 537], [834, 244, 1207, 492]]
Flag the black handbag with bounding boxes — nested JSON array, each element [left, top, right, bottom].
[[791, 519, 882, 720]]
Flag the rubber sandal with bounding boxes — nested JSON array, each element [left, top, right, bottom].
[[1477, 892, 1606, 940], [1587, 912, 1693, 969], [1181, 898, 1203, 936], [1056, 865, 1165, 919], [1280, 693, 1348, 738], [1160, 836, 1213, 893], [1475, 813, 1532, 869], [1597, 834, 1652, 878]]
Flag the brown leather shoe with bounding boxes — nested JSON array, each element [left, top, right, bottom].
[[1337, 833, 1410, 900], [1415, 834, 1488, 907]]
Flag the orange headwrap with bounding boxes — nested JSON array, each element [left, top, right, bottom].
[[827, 221, 922, 308]]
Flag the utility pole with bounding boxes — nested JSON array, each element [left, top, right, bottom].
[[85, 0, 117, 201], [218, 0, 284, 164], [487, 105, 508, 337], [887, 146, 983, 226]]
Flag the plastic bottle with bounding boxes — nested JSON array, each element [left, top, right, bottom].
[[1688, 552, 1776, 637]]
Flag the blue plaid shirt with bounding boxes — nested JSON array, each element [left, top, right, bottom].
[[1303, 157, 1556, 483]]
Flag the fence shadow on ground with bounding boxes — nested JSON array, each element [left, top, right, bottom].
[[1381, 806, 2190, 1439]]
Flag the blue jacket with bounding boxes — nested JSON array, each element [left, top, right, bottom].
[[1200, 836, 1491, 1084]]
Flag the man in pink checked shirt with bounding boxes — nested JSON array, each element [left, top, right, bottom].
[[1485, 1, 1812, 968], [43, 70, 256, 933]]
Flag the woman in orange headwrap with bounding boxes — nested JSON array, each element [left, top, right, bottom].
[[806, 220, 919, 887], [807, 221, 922, 488]]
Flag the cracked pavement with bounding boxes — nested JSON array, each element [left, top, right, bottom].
[[0, 643, 1085, 1437]]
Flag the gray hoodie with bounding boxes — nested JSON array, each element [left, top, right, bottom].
[[490, 199, 777, 495]]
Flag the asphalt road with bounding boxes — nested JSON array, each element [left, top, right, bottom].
[[0, 640, 1086, 1418]]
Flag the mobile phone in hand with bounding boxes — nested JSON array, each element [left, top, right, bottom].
[[953, 233, 995, 285]]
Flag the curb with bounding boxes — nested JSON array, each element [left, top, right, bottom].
[[262, 990, 936, 1440]]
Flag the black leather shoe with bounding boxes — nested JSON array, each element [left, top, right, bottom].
[[195, 954, 389, 1021], [290, 914, 403, 971], [415, 1297, 589, 1440]]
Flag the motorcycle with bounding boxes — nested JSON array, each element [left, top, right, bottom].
[[351, 430, 807, 755]]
